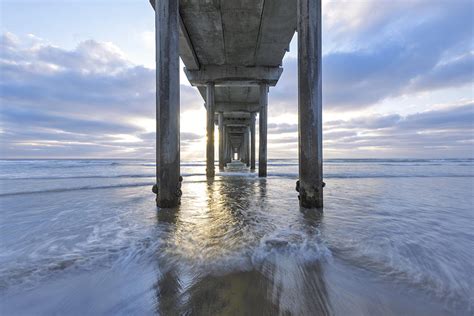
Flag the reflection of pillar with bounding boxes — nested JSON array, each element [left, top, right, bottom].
[[259, 83, 268, 177], [298, 0, 323, 208], [206, 82, 215, 178], [155, 0, 180, 208], [250, 113, 256, 170], [218, 112, 224, 170]]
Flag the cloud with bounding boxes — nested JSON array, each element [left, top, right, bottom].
[[268, 123, 298, 134], [1, 0, 473, 159], [0, 32, 202, 158], [322, 103, 474, 157], [272, 0, 474, 113], [266, 103, 473, 158]]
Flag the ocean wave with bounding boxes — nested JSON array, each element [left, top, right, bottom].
[[0, 174, 154, 181], [2, 173, 473, 196], [328, 244, 472, 312], [0, 182, 154, 197], [0, 172, 206, 181], [268, 173, 474, 179], [0, 236, 161, 293]]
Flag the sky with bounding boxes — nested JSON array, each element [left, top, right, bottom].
[[0, 0, 473, 159]]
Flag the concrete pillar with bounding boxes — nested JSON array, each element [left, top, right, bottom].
[[297, 0, 323, 208], [250, 113, 256, 170], [218, 112, 224, 170], [206, 82, 215, 177], [223, 126, 227, 166], [155, 0, 180, 208], [225, 130, 231, 164], [258, 83, 268, 177], [244, 127, 250, 166], [226, 131, 232, 164]]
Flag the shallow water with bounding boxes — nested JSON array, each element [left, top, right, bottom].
[[0, 159, 473, 315]]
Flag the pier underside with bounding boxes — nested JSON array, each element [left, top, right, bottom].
[[151, 0, 323, 209]]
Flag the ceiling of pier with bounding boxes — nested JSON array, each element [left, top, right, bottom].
[[151, 0, 295, 118], [181, 0, 295, 113], [179, 0, 296, 68]]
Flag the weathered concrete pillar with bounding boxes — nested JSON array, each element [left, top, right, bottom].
[[218, 112, 224, 170], [244, 127, 250, 166], [155, 0, 180, 208], [297, 0, 323, 209], [258, 83, 268, 177], [226, 131, 232, 164], [250, 113, 256, 170], [206, 82, 215, 177], [223, 125, 227, 165], [238, 143, 242, 161]]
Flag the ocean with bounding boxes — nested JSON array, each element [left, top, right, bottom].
[[0, 159, 472, 315]]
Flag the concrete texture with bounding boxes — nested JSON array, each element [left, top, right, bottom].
[[151, 0, 323, 208], [218, 112, 224, 170], [155, 0, 181, 208], [250, 113, 256, 170], [206, 82, 215, 177], [258, 83, 268, 177], [298, 0, 323, 208]]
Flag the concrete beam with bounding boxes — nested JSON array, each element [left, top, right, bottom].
[[215, 102, 260, 113], [215, 116, 251, 124], [150, 0, 200, 70], [185, 65, 283, 86], [223, 112, 252, 119], [226, 126, 248, 132]]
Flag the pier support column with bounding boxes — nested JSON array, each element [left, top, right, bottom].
[[237, 147, 240, 161], [245, 127, 250, 167], [218, 112, 224, 170], [225, 130, 231, 164], [250, 113, 256, 170], [155, 0, 180, 208], [297, 0, 323, 209], [206, 82, 215, 177], [259, 83, 268, 177]]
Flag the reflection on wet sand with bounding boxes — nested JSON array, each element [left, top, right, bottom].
[[154, 176, 332, 315]]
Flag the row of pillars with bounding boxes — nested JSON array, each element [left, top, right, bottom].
[[155, 0, 323, 209], [206, 83, 268, 178]]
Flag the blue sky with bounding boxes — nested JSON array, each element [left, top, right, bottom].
[[1, 0, 473, 159]]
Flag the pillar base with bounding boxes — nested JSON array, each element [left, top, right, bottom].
[[156, 198, 180, 208], [296, 180, 323, 209], [299, 194, 323, 209], [206, 168, 215, 177], [154, 176, 183, 208]]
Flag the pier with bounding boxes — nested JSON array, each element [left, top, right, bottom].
[[151, 0, 323, 209]]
